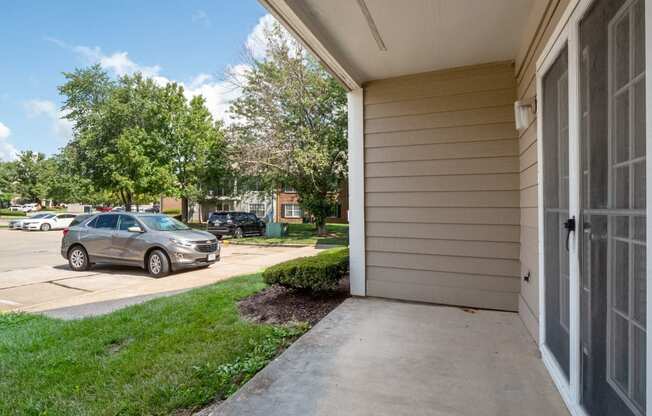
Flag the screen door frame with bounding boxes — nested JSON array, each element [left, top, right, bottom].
[[535, 0, 651, 415]]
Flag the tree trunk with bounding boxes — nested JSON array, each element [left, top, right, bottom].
[[181, 197, 189, 223], [316, 219, 327, 236]]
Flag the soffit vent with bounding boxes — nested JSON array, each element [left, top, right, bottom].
[[356, 0, 387, 51]]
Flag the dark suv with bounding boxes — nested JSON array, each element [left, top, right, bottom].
[[206, 212, 266, 239]]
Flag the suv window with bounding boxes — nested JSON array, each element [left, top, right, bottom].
[[118, 215, 139, 231], [70, 215, 90, 227], [94, 214, 119, 230], [210, 213, 228, 222], [246, 213, 258, 220]]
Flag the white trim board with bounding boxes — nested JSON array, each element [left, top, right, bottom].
[[347, 88, 366, 296]]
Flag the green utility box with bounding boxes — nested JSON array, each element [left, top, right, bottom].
[[266, 222, 288, 237]]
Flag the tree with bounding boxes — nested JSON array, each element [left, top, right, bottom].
[[165, 95, 227, 222], [0, 161, 17, 207], [228, 23, 348, 234], [59, 68, 175, 210], [45, 146, 106, 205], [59, 66, 229, 218], [13, 151, 50, 204]]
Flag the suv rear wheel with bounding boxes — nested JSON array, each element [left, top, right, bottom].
[[147, 249, 170, 278], [68, 246, 89, 271], [234, 227, 244, 238]]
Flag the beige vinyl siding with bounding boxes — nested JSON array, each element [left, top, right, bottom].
[[363, 61, 521, 311], [515, 0, 570, 342]]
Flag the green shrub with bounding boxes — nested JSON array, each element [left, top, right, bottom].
[[163, 208, 181, 215], [0, 209, 26, 217], [263, 247, 349, 292]]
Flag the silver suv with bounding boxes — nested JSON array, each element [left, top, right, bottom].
[[61, 213, 220, 277]]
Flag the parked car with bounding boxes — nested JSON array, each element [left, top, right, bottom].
[[61, 213, 220, 277], [11, 203, 39, 213], [23, 213, 77, 231], [206, 211, 266, 239], [8, 213, 50, 229]]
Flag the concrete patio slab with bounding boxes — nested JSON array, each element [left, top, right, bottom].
[[210, 298, 568, 416]]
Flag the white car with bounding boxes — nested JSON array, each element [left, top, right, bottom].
[[8, 213, 51, 229], [17, 203, 38, 212], [22, 213, 77, 231]]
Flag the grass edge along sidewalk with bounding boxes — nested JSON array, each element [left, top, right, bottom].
[[0, 273, 308, 416], [230, 223, 348, 247]]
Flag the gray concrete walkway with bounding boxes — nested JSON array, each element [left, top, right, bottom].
[[209, 298, 568, 416]]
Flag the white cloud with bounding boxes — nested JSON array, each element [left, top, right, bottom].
[[192, 10, 211, 27], [245, 14, 298, 61], [181, 67, 250, 124], [246, 14, 278, 60], [47, 38, 162, 78], [43, 17, 282, 123], [24, 99, 73, 141], [0, 122, 18, 161]]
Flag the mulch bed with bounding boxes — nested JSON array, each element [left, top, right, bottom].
[[238, 277, 350, 326]]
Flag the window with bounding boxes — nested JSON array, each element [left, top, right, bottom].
[[283, 185, 297, 193], [282, 204, 302, 218], [139, 215, 189, 231], [249, 203, 265, 218], [328, 203, 342, 218], [94, 214, 119, 230], [118, 215, 139, 231], [210, 213, 227, 223]]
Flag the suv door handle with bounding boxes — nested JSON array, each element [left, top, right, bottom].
[[563, 216, 576, 251]]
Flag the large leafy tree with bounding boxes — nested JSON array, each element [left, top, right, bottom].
[[60, 68, 177, 209], [46, 145, 108, 205], [13, 151, 51, 204], [59, 66, 226, 214], [0, 161, 17, 207], [228, 23, 348, 234], [165, 95, 227, 222]]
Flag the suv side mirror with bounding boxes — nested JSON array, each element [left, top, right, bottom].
[[127, 226, 144, 233]]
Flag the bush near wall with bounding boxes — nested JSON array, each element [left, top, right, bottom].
[[0, 209, 26, 217], [163, 208, 181, 215], [263, 247, 349, 292]]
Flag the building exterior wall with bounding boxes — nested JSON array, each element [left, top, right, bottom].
[[275, 191, 303, 223], [160, 197, 182, 213], [274, 185, 349, 224], [363, 61, 521, 311], [515, 0, 570, 343]]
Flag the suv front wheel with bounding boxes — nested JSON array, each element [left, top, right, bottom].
[[148, 249, 170, 278]]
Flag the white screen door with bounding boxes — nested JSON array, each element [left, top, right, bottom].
[[578, 0, 646, 414], [540, 0, 647, 415]]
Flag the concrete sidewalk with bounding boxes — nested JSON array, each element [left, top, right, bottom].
[[208, 298, 568, 416]]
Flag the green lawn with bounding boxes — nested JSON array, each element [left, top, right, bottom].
[[232, 223, 349, 247], [0, 274, 307, 416]]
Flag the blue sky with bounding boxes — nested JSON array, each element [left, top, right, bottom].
[[0, 0, 271, 160]]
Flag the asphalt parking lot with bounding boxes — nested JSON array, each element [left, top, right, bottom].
[[0, 229, 321, 318]]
